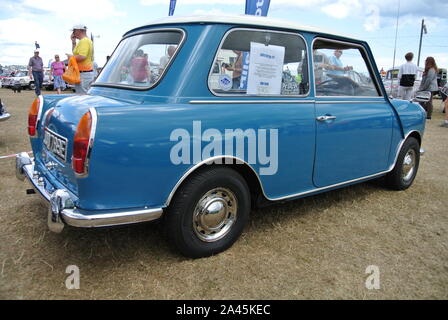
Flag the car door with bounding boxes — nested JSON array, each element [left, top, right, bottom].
[[312, 38, 393, 187]]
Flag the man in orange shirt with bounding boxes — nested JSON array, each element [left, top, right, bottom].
[[69, 24, 94, 94]]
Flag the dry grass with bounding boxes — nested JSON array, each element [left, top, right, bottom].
[[0, 88, 447, 299]]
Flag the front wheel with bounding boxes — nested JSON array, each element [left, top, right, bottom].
[[384, 137, 420, 190], [165, 167, 251, 258], [28, 82, 35, 90]]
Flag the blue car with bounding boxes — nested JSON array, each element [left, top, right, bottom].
[[16, 15, 429, 258]]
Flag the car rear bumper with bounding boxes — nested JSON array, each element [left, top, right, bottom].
[[15, 152, 163, 233]]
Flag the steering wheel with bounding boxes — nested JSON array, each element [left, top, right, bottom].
[[316, 75, 359, 96]]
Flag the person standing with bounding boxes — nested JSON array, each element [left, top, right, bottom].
[[28, 49, 44, 96], [70, 24, 94, 94], [50, 54, 66, 94], [130, 49, 150, 83], [159, 45, 176, 74], [397, 52, 418, 100], [419, 57, 439, 120], [224, 50, 243, 89]]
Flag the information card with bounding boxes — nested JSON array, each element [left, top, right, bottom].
[[247, 42, 285, 95]]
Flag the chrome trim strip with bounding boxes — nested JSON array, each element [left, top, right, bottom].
[[165, 131, 421, 205], [61, 207, 163, 228], [17, 154, 163, 228], [189, 100, 316, 104], [388, 130, 420, 171], [37, 95, 44, 123], [0, 112, 11, 122], [74, 107, 98, 178], [315, 100, 384, 104], [311, 37, 384, 98], [207, 27, 310, 98], [165, 156, 260, 206]]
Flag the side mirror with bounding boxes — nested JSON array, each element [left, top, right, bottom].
[[413, 91, 431, 103]]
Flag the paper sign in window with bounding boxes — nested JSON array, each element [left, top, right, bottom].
[[247, 42, 285, 95]]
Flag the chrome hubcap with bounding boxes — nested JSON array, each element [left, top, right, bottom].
[[193, 187, 237, 242], [402, 149, 416, 183]]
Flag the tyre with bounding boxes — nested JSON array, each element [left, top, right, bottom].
[[28, 82, 35, 90], [384, 137, 420, 190], [165, 166, 251, 258]]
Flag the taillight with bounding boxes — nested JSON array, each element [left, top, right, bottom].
[[28, 97, 40, 136], [72, 111, 93, 175]]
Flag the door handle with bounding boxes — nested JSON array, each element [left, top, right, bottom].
[[316, 115, 337, 121]]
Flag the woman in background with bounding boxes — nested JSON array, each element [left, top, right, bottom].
[[50, 55, 66, 94], [419, 57, 439, 119]]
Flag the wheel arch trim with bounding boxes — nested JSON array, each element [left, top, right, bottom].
[[164, 156, 265, 207]]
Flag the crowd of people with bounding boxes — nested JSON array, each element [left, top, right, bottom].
[[27, 24, 94, 96]]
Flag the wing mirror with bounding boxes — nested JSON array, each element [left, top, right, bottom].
[[413, 91, 431, 103]]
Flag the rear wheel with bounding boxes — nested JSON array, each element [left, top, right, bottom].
[[165, 167, 251, 258], [384, 137, 420, 190], [28, 82, 35, 90]]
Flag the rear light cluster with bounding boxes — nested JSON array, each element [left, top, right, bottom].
[[28, 96, 42, 136], [72, 110, 95, 176]]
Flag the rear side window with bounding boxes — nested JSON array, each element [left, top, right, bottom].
[[313, 39, 381, 97], [209, 29, 309, 96], [95, 30, 183, 89]]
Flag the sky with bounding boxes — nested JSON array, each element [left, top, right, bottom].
[[0, 0, 447, 71]]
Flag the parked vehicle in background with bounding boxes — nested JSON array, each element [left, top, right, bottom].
[[0, 72, 9, 88], [1, 71, 35, 90], [16, 15, 430, 258], [438, 68, 447, 87], [436, 68, 447, 97], [42, 69, 53, 91], [383, 67, 423, 99]]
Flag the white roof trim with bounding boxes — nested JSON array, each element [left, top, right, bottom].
[[130, 14, 360, 41]]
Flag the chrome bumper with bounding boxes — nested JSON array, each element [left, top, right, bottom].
[[16, 152, 163, 233], [0, 112, 11, 122]]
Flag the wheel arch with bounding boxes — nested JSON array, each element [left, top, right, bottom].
[[164, 156, 267, 208], [407, 130, 422, 146]]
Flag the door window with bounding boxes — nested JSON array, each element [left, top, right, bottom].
[[313, 39, 381, 97]]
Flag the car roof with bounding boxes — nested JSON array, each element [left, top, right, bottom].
[[127, 14, 361, 42]]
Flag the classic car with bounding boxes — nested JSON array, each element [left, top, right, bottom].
[[2, 71, 35, 90], [16, 15, 429, 258], [42, 69, 53, 91]]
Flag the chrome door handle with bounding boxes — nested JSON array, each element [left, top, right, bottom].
[[316, 115, 337, 121]]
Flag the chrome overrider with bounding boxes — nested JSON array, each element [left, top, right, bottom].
[[15, 152, 163, 233]]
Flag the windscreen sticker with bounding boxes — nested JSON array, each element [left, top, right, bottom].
[[219, 74, 232, 91]]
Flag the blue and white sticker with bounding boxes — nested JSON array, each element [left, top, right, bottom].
[[219, 74, 232, 91]]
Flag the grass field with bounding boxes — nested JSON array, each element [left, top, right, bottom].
[[0, 88, 447, 299]]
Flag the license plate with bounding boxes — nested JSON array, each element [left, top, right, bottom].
[[43, 128, 68, 162]]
